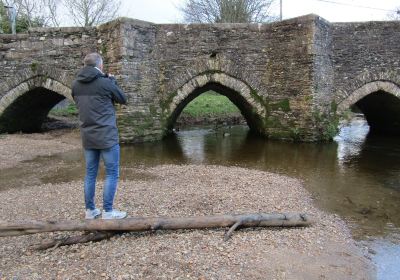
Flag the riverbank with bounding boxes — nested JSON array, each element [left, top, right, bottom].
[[176, 113, 245, 128], [0, 130, 375, 279]]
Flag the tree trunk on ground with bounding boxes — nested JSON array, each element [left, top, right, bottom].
[[33, 231, 118, 250], [0, 213, 312, 249]]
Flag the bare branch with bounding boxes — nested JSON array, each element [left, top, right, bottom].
[[387, 7, 400, 20], [180, 0, 277, 23], [5, 0, 61, 28], [44, 0, 61, 27], [63, 0, 121, 27]]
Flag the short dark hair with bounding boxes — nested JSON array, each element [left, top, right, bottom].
[[83, 53, 103, 68]]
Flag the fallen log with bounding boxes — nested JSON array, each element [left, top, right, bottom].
[[3, 213, 313, 250], [0, 213, 312, 240], [33, 231, 118, 250]]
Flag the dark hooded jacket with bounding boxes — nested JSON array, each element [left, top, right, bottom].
[[72, 66, 127, 149]]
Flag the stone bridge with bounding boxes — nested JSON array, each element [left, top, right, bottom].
[[1, 14, 400, 142]]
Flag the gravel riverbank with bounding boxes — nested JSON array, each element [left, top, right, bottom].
[[0, 131, 374, 279], [0, 129, 81, 169]]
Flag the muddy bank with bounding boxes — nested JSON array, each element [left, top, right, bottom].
[[0, 144, 374, 280], [175, 113, 245, 128], [41, 116, 79, 131]]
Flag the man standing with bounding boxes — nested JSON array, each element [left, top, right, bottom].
[[72, 52, 127, 219]]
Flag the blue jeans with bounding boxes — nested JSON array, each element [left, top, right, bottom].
[[84, 144, 120, 212]]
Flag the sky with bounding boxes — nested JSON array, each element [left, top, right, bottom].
[[117, 0, 400, 23]]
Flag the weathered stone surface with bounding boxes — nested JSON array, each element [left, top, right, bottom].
[[1, 15, 400, 141]]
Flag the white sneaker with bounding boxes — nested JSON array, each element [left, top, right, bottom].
[[102, 209, 127, 219], [85, 208, 101, 219]]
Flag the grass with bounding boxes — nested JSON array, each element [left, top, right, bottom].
[[47, 92, 240, 119], [181, 91, 240, 118], [49, 103, 78, 117]]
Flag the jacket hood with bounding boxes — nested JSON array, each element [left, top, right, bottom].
[[76, 66, 103, 83]]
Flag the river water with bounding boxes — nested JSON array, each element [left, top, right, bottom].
[[2, 116, 399, 279]]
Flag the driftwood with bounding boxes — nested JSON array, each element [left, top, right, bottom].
[[0, 213, 312, 249], [33, 231, 119, 250]]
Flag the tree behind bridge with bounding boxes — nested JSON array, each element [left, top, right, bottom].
[[388, 7, 400, 20], [180, 0, 277, 23], [63, 0, 121, 27], [1, 0, 121, 33], [0, 0, 49, 33]]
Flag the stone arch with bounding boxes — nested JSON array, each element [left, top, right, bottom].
[[337, 80, 400, 135], [162, 72, 266, 135], [337, 81, 400, 112], [0, 75, 73, 133]]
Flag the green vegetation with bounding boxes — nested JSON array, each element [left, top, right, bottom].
[[0, 1, 45, 34], [101, 43, 108, 55], [270, 99, 291, 112], [181, 91, 240, 118], [49, 103, 78, 117], [250, 89, 267, 108], [312, 108, 339, 141], [30, 61, 39, 72]]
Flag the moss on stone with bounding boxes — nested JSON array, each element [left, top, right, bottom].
[[30, 61, 39, 72], [133, 122, 154, 135], [250, 89, 268, 109], [304, 95, 313, 102], [159, 92, 176, 112], [271, 99, 291, 112], [265, 116, 283, 128], [149, 104, 158, 115], [312, 108, 339, 141], [268, 130, 293, 140], [289, 127, 303, 141], [330, 100, 338, 113], [159, 92, 178, 134], [100, 43, 108, 55]]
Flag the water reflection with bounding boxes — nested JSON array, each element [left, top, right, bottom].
[[178, 129, 208, 162], [335, 115, 369, 164]]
